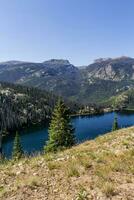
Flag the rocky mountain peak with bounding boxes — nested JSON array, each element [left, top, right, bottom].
[[94, 58, 112, 63], [43, 59, 71, 66]]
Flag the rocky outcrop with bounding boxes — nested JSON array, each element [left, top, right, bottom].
[[0, 57, 134, 104], [84, 56, 134, 81]]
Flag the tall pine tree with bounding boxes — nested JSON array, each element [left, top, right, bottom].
[[45, 99, 75, 152], [112, 114, 119, 131], [12, 132, 24, 160]]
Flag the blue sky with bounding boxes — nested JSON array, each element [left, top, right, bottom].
[[0, 0, 134, 65]]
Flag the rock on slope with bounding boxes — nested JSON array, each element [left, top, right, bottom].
[[84, 56, 134, 81], [0, 126, 134, 200], [0, 57, 134, 104], [0, 59, 81, 98]]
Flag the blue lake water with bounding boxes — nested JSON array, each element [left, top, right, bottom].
[[3, 111, 134, 158]]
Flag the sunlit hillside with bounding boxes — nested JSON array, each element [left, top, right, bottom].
[[0, 127, 134, 200]]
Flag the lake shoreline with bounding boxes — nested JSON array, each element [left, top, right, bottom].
[[72, 108, 134, 117], [3, 111, 134, 158]]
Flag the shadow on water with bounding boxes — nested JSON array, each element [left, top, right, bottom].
[[2, 111, 134, 158]]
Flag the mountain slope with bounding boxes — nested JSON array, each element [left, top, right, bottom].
[[0, 126, 134, 199], [0, 82, 81, 136], [0, 59, 81, 98], [0, 82, 57, 133], [105, 88, 134, 110], [0, 57, 134, 105], [79, 56, 134, 104], [83, 56, 134, 81]]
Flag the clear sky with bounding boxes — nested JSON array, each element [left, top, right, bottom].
[[0, 0, 134, 65]]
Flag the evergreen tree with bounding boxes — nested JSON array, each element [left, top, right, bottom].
[[112, 114, 119, 131], [12, 132, 24, 160], [45, 99, 75, 152]]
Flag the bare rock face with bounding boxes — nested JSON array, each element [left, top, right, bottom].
[[84, 56, 134, 81], [0, 57, 134, 104], [86, 64, 117, 80]]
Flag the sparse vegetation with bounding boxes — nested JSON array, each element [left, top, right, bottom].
[[76, 185, 89, 200], [66, 162, 80, 177], [102, 182, 116, 197], [0, 126, 133, 199]]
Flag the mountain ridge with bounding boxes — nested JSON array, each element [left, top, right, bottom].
[[0, 56, 134, 105]]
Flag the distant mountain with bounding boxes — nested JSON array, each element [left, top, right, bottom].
[[0, 59, 81, 98], [80, 56, 134, 104], [0, 57, 134, 106], [83, 56, 134, 81]]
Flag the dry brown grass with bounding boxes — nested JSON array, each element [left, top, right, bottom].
[[0, 126, 134, 199]]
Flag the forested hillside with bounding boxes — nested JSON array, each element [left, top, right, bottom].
[[0, 82, 80, 136]]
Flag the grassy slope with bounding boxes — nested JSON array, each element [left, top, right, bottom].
[[0, 127, 134, 200]]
